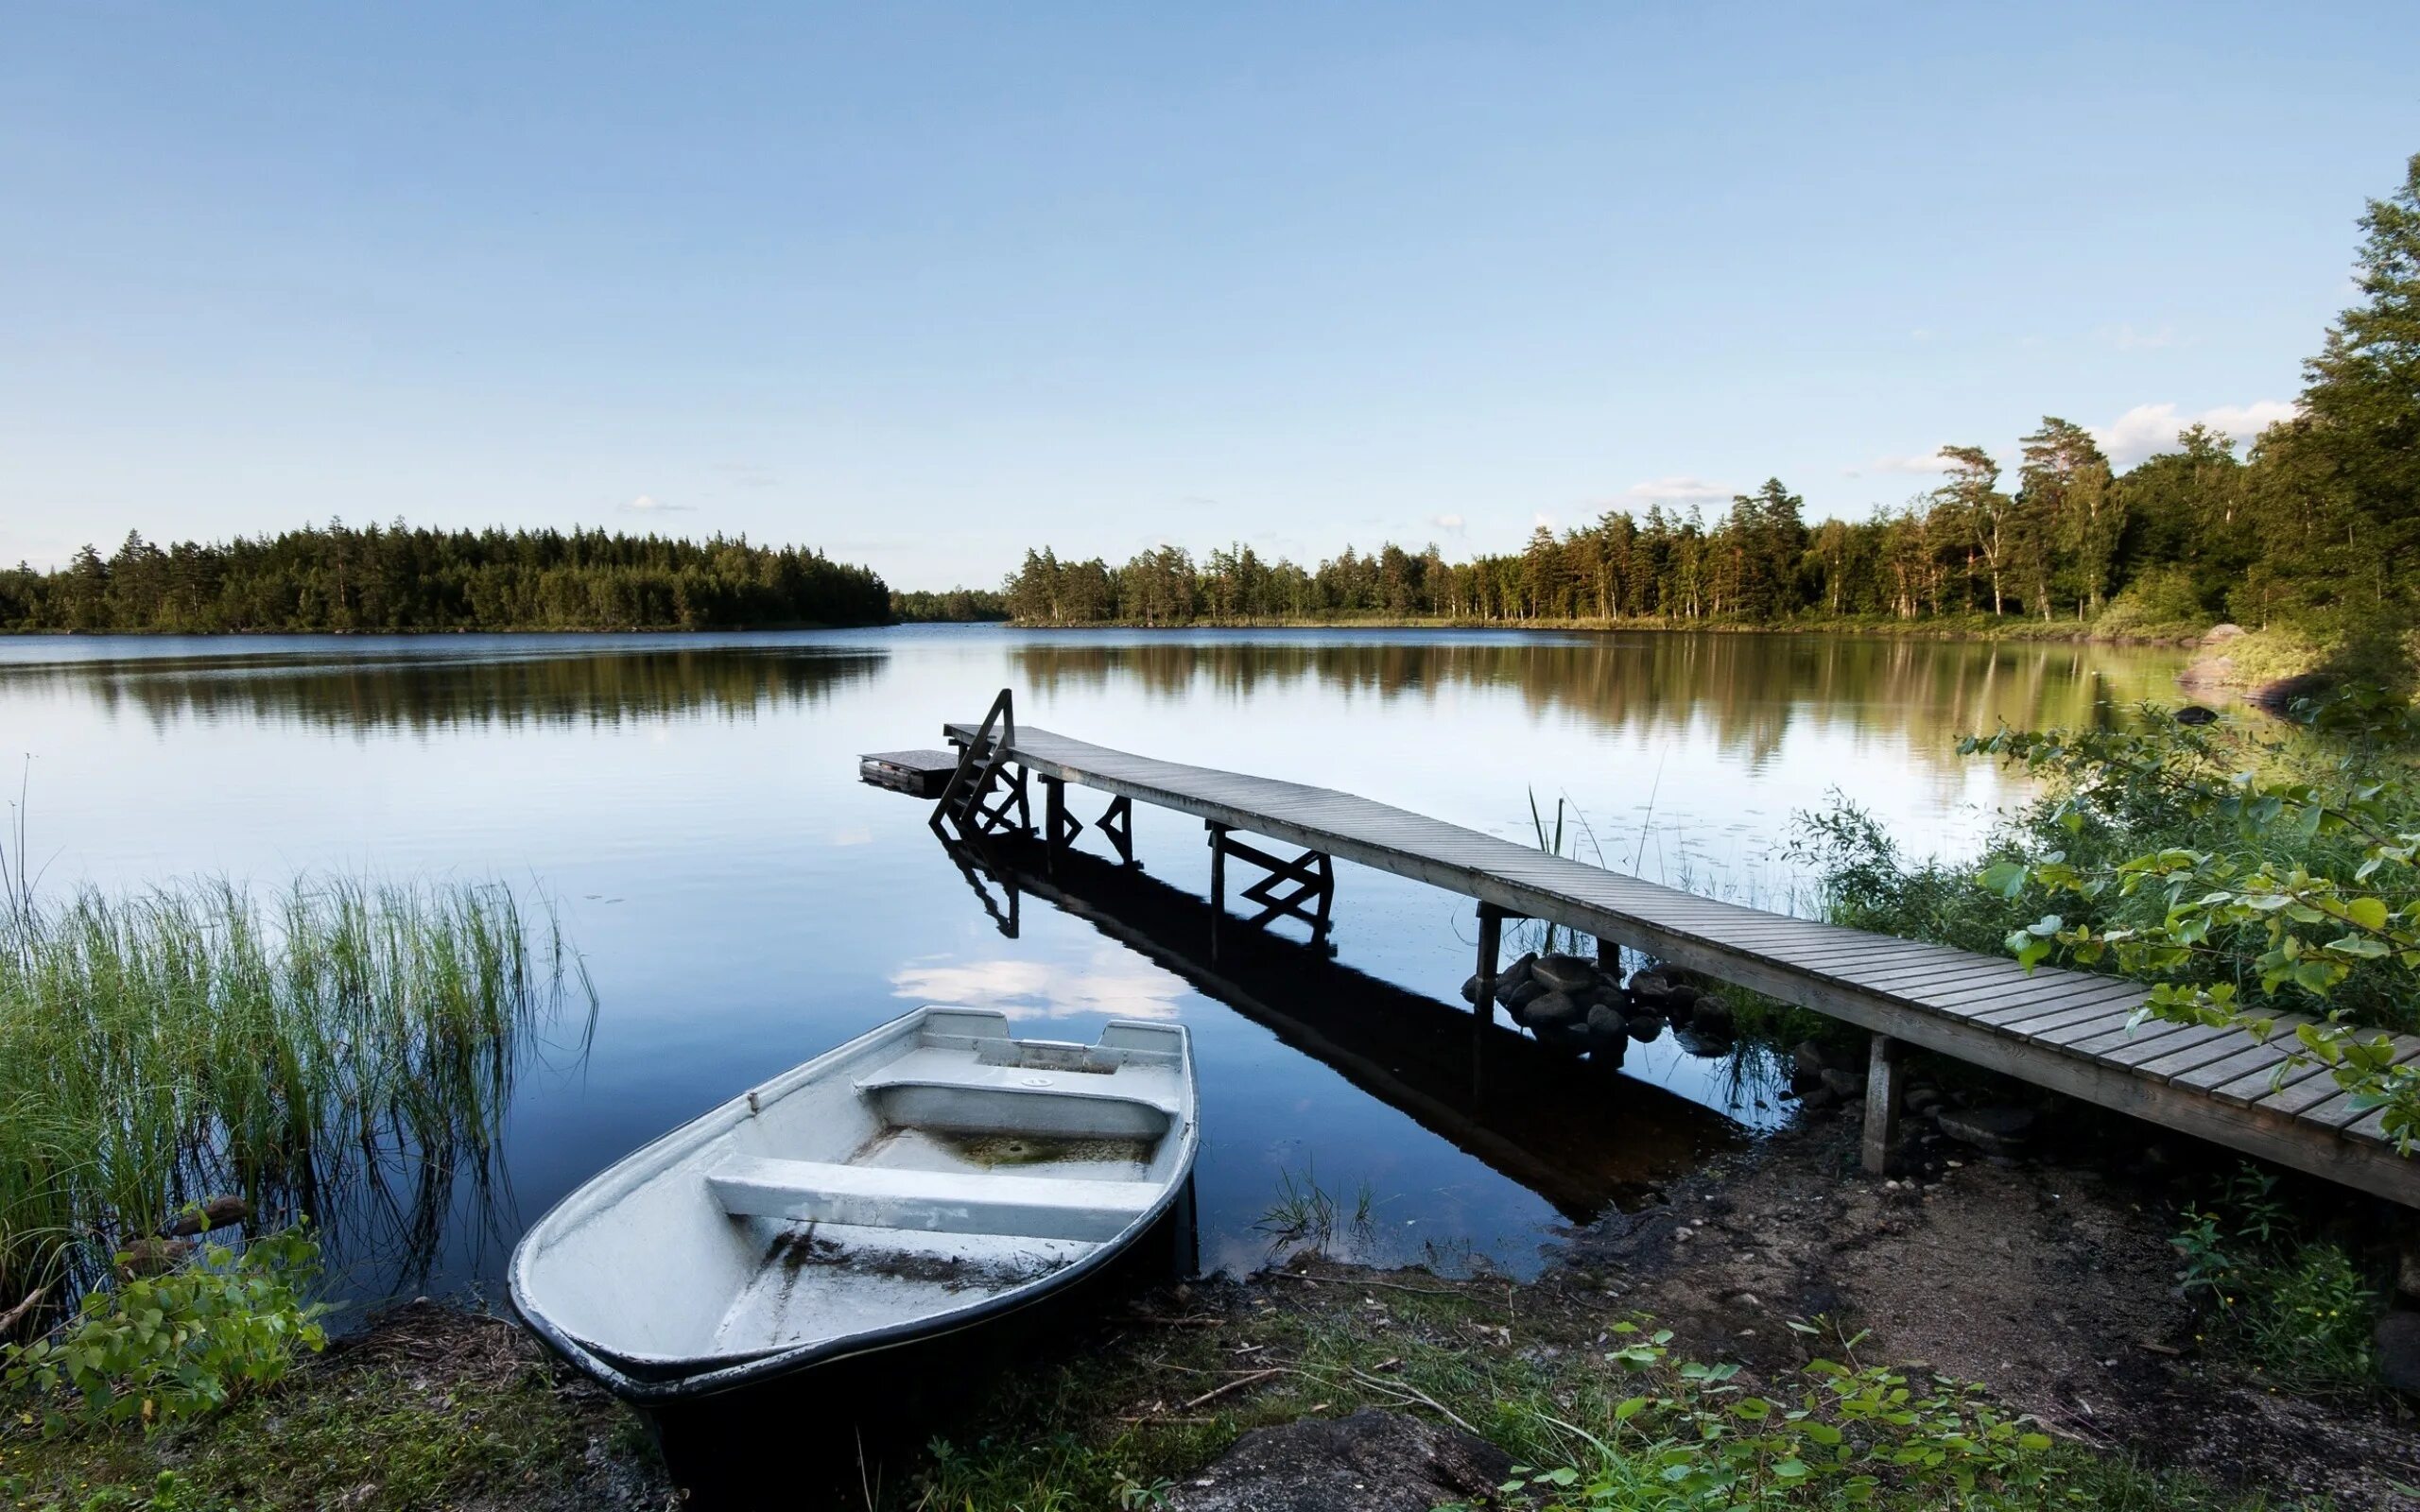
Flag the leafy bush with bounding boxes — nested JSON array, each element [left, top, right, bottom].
[[1487, 1321, 2059, 1509], [2, 1225, 328, 1433], [2096, 566, 2210, 638], [2170, 1168, 2379, 1394], [1795, 689, 2420, 1150]]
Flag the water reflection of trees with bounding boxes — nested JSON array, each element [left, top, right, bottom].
[[1011, 635, 2175, 771], [0, 646, 885, 734]]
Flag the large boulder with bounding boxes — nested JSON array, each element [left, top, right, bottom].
[[1531, 954, 1599, 994], [1688, 993, 1734, 1037], [1497, 978, 1545, 1015], [1526, 990, 1585, 1031], [1167, 1407, 1513, 1512], [1584, 1003, 1627, 1045]]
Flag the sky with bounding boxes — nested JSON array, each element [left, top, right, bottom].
[[2, 3, 2414, 591]]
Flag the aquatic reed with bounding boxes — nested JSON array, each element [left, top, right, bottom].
[[0, 875, 592, 1315]]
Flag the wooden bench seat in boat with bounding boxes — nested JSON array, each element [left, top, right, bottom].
[[706, 1156, 1158, 1242], [853, 1045, 1185, 1138]]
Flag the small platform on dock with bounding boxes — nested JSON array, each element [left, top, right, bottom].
[[858, 748, 961, 799], [925, 705, 2420, 1212]]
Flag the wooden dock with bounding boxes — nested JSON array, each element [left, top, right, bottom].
[[936, 703, 2420, 1210]]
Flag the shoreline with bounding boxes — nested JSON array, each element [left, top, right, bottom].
[[9, 1095, 2411, 1510]]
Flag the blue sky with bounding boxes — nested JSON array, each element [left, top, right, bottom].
[[3, 3, 2413, 590]]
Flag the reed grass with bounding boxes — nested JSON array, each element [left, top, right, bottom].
[[0, 874, 592, 1314]]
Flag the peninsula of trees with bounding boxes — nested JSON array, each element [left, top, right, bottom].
[[0, 524, 891, 633]]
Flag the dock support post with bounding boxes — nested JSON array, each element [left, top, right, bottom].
[[1863, 1035, 1903, 1176], [1207, 822, 1229, 959], [1594, 933, 1622, 978], [1100, 796, 1134, 866], [1472, 904, 1506, 1101], [1473, 905, 1504, 1036], [1041, 776, 1082, 874]]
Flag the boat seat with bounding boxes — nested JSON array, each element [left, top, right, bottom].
[[707, 1157, 1157, 1243]]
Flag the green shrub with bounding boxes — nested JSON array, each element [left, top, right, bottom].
[[1486, 1321, 2060, 1509], [2169, 1168, 2379, 1395], [2096, 566, 2210, 638], [3, 1225, 329, 1433]]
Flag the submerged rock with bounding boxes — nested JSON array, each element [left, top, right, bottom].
[[1936, 1105, 2038, 1156], [1167, 1407, 1512, 1512], [165, 1194, 253, 1238]]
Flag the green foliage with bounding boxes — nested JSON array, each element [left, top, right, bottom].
[[0, 522, 890, 632], [1960, 690, 2420, 1149], [0, 871, 592, 1307], [891, 586, 1011, 623], [2094, 565, 2208, 638], [2170, 1167, 2379, 1394], [1485, 1321, 2061, 1510], [3, 1227, 328, 1433]]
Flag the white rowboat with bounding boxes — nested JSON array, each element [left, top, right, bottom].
[[510, 1006, 1198, 1401]]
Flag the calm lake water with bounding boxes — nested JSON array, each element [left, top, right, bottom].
[[0, 627, 2193, 1301]]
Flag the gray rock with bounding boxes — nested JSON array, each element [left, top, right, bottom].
[[1167, 1407, 1513, 1512], [2202, 622, 2246, 645], [1791, 1040, 1839, 1079], [1664, 981, 1702, 1008], [2399, 1239, 2420, 1302], [1532, 953, 1599, 994], [1460, 973, 1482, 1005], [1936, 1105, 2038, 1156], [1799, 1085, 1838, 1110], [1904, 1086, 1943, 1114], [2377, 1312, 2420, 1397], [1629, 971, 1677, 1004], [1498, 978, 1545, 1014], [1624, 1012, 1666, 1042], [1688, 993, 1734, 1036], [1585, 1003, 1627, 1043], [1501, 953, 1538, 989], [1527, 990, 1584, 1030], [1819, 1067, 1864, 1099]]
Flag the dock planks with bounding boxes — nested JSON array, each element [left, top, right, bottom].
[[946, 720, 2420, 1210]]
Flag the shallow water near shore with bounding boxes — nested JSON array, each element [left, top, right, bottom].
[[0, 626, 2194, 1300]]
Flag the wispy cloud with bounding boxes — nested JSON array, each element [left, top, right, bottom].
[[622, 493, 694, 514], [1619, 476, 1730, 507], [710, 462, 779, 490], [1843, 452, 1951, 480], [2094, 401, 2297, 468], [1426, 513, 1465, 536]]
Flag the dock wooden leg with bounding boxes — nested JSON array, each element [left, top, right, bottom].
[[1595, 934, 1622, 976], [1207, 822, 1229, 959], [1100, 796, 1134, 866], [1472, 904, 1505, 1100], [1863, 1035, 1903, 1175]]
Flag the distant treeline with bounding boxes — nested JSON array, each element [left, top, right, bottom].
[[891, 587, 1010, 623], [0, 524, 892, 632], [997, 157, 2420, 641]]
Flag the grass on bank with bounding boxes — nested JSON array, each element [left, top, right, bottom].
[[0, 872, 592, 1318], [0, 1304, 658, 1512]]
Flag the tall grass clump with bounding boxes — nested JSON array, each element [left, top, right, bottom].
[[0, 873, 593, 1315]]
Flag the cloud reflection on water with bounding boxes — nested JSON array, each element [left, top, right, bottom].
[[890, 949, 1189, 1022]]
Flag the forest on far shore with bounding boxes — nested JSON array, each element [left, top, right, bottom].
[[0, 524, 891, 633]]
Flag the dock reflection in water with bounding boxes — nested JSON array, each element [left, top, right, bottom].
[[938, 832, 1744, 1231]]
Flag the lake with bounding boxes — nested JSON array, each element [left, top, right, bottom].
[[0, 627, 2193, 1300]]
